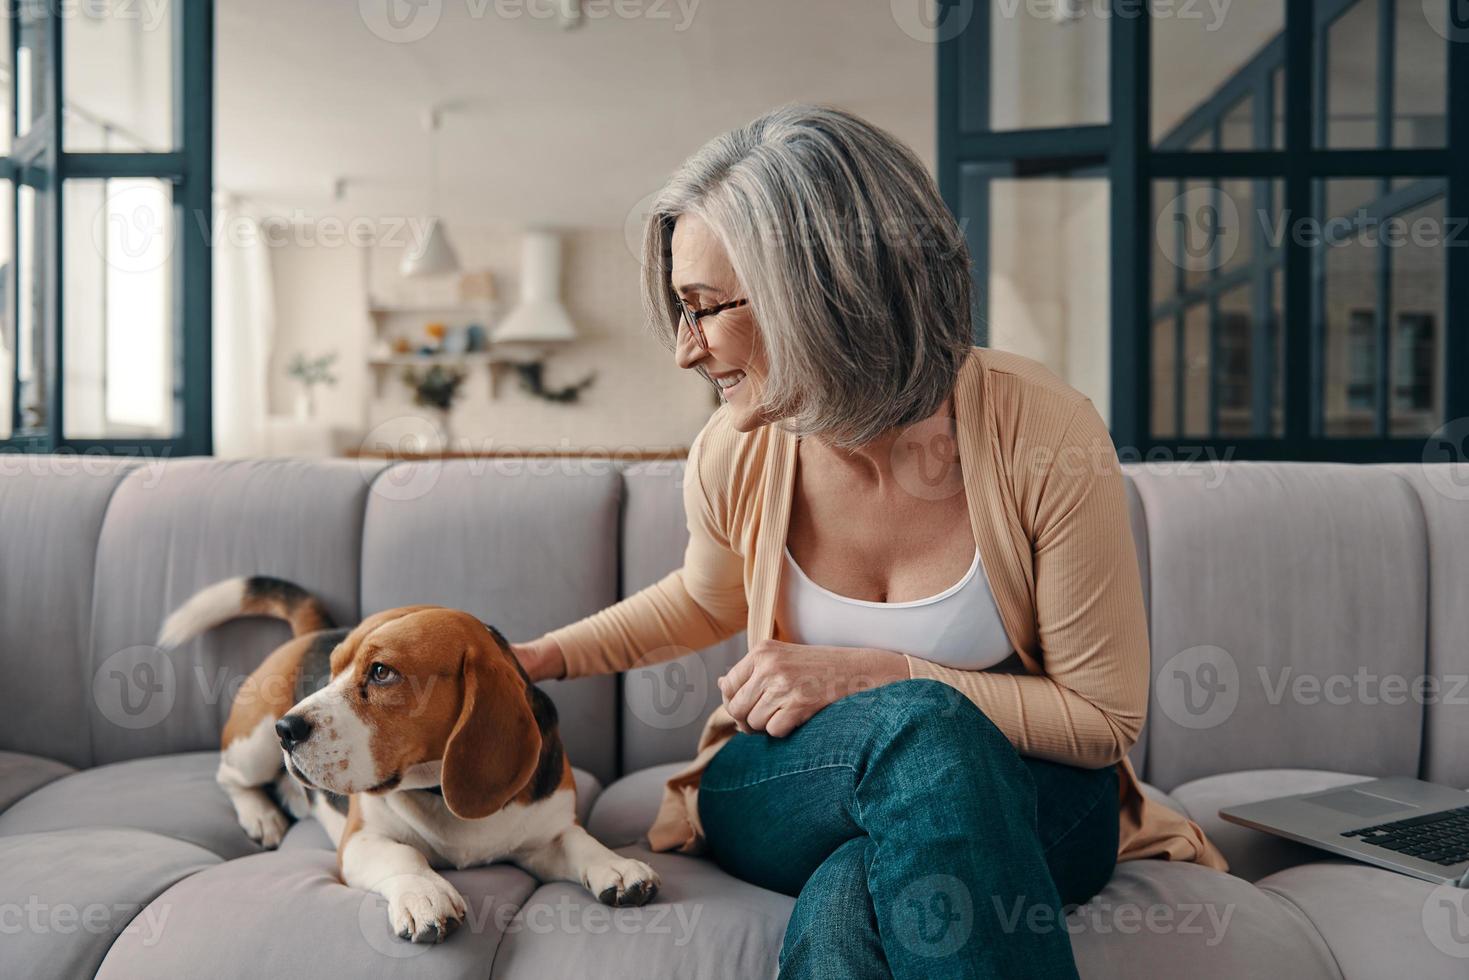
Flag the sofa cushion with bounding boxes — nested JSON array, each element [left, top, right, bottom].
[[95, 847, 540, 979], [1069, 859, 1340, 979], [1258, 860, 1469, 979], [1383, 463, 1469, 789], [490, 845, 793, 980], [0, 455, 139, 767], [87, 458, 388, 765], [1168, 769, 1375, 882], [1130, 462, 1427, 788], [0, 751, 75, 814], [359, 460, 621, 786], [0, 751, 260, 860], [0, 828, 218, 980]]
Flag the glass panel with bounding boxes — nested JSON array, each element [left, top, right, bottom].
[[1272, 67, 1285, 149], [63, 179, 177, 439], [988, 2, 1107, 130], [1321, 0, 1379, 148], [1219, 97, 1254, 151], [65, 0, 175, 151], [16, 1, 49, 139], [0, 180, 11, 440], [1151, 317, 1177, 438], [1182, 303, 1209, 436], [0, 14, 11, 154], [1319, 179, 1381, 436], [1152, 179, 1283, 439], [987, 177, 1110, 417], [1388, 193, 1445, 436], [1394, 0, 1447, 148], [16, 183, 44, 433], [1152, 0, 1283, 149]]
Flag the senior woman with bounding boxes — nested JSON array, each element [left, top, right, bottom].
[[512, 105, 1225, 979]]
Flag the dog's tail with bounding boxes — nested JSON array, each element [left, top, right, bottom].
[[157, 576, 335, 648]]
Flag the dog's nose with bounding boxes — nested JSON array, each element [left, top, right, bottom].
[[275, 714, 313, 749]]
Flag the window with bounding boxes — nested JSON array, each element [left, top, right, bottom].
[[1, 1, 213, 455], [939, 0, 1465, 460]]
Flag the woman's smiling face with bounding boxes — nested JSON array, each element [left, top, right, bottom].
[[670, 213, 771, 432]]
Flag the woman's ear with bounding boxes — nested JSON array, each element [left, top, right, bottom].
[[441, 638, 542, 820]]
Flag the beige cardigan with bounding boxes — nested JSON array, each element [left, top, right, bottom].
[[548, 347, 1228, 871]]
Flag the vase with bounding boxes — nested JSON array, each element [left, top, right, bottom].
[[436, 408, 455, 454], [294, 388, 316, 421]]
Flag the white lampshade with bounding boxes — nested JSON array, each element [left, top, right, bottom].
[[400, 217, 460, 278], [492, 230, 578, 343]]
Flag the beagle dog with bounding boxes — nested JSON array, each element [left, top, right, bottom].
[[158, 576, 659, 943]]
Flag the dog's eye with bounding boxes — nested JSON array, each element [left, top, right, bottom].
[[368, 663, 398, 685]]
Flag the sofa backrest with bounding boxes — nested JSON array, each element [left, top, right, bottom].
[[1131, 462, 1429, 789], [0, 455, 1460, 794], [0, 455, 140, 768]]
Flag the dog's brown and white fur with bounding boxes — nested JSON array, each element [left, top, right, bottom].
[[159, 577, 659, 943]]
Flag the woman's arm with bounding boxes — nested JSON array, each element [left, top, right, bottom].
[[518, 423, 748, 681], [907, 402, 1149, 769]]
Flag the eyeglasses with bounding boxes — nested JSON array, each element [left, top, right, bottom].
[[674, 295, 748, 353]]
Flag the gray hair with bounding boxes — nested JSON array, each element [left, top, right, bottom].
[[641, 104, 974, 450]]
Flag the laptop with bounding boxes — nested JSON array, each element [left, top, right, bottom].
[[1219, 777, 1469, 886]]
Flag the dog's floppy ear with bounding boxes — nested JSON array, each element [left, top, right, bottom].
[[441, 634, 542, 819]]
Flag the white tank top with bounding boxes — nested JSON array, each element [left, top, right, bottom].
[[776, 543, 1014, 670]]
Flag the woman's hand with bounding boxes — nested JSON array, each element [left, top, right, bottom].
[[718, 639, 909, 738], [511, 636, 567, 683]]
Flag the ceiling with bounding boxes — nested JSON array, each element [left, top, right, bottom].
[[217, 0, 937, 228]]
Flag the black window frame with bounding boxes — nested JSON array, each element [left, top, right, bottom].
[[937, 0, 1467, 462], [0, 0, 214, 457]]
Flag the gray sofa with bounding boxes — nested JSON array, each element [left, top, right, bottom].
[[1, 454, 1466, 978]]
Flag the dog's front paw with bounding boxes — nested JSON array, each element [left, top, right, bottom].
[[386, 875, 467, 944], [585, 856, 660, 907], [236, 796, 290, 849]]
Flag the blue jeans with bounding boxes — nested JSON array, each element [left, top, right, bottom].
[[698, 679, 1118, 979]]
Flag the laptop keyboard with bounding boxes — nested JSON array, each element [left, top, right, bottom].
[[1341, 804, 1469, 867]]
